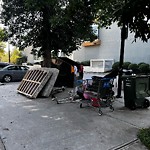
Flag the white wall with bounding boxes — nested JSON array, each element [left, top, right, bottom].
[[24, 46, 34, 64], [125, 34, 150, 63], [97, 23, 120, 61], [72, 44, 100, 62], [72, 23, 150, 64]]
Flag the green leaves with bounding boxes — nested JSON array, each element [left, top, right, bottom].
[[96, 0, 150, 42], [138, 128, 150, 149], [0, 28, 7, 42], [1, 0, 98, 63]]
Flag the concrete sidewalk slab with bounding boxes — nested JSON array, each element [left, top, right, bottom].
[[0, 83, 149, 150]]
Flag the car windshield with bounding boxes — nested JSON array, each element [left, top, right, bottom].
[[1, 65, 14, 70]]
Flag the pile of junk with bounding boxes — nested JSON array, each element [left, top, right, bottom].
[[52, 57, 150, 115], [51, 58, 118, 116], [19, 56, 150, 115]]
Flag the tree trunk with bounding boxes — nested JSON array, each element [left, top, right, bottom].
[[43, 49, 51, 68], [41, 6, 52, 68]]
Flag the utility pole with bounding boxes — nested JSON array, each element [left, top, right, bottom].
[[116, 0, 128, 98], [116, 24, 128, 98]]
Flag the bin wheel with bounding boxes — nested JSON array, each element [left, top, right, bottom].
[[80, 103, 83, 108], [128, 101, 136, 110], [143, 99, 150, 108], [130, 105, 136, 110]]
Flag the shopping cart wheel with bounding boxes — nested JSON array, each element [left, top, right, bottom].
[[61, 86, 65, 91], [52, 96, 57, 101], [56, 100, 59, 104], [111, 96, 115, 102], [109, 105, 114, 111], [80, 103, 83, 108], [98, 109, 103, 116]]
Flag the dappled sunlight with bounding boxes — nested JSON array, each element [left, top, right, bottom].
[[54, 117, 64, 121], [40, 115, 64, 120], [41, 115, 49, 118], [23, 105, 35, 109], [30, 108, 39, 112]]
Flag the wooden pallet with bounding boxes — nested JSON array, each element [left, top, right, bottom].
[[40, 68, 59, 97], [17, 68, 53, 98]]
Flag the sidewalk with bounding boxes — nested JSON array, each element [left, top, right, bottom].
[[0, 82, 149, 150], [0, 137, 5, 150]]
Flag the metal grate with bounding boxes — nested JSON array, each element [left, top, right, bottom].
[[17, 68, 53, 98]]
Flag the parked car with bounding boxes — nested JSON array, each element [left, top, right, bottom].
[[0, 65, 29, 82]]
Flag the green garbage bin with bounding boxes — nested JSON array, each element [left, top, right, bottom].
[[123, 75, 150, 110]]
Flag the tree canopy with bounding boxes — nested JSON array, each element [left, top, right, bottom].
[[0, 42, 5, 61], [0, 28, 6, 61], [1, 0, 100, 67], [10, 48, 21, 64], [1, 0, 149, 68], [0, 47, 23, 64], [96, 0, 150, 42]]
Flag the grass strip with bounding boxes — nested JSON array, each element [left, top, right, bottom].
[[138, 127, 150, 150]]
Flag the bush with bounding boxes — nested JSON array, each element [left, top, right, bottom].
[[80, 60, 90, 66], [139, 63, 150, 73], [112, 61, 150, 74], [138, 127, 150, 149], [128, 63, 138, 70], [128, 63, 140, 73], [123, 62, 131, 69], [112, 62, 119, 70], [138, 62, 146, 67]]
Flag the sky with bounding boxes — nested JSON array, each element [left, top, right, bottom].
[[0, 24, 3, 28]]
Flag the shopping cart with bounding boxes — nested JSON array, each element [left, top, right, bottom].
[[78, 76, 115, 115]]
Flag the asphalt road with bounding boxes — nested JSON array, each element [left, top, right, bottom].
[[0, 82, 149, 150]]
